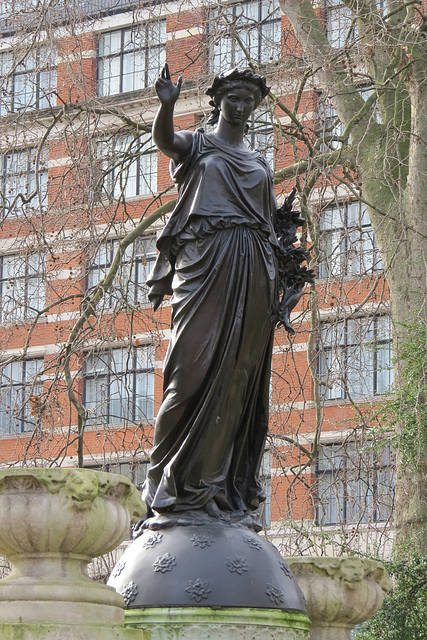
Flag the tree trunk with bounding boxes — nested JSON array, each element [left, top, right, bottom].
[[279, 0, 427, 554]]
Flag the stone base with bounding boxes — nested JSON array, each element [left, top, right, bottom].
[[0, 623, 147, 640], [0, 623, 151, 640], [125, 607, 311, 639], [0, 569, 124, 625]]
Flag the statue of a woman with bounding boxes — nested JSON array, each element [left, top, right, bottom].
[[140, 65, 279, 531]]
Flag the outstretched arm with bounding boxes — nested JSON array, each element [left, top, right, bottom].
[[152, 64, 192, 164]]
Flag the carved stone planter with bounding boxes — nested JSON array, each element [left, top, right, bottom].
[[0, 468, 145, 626], [284, 556, 392, 640]]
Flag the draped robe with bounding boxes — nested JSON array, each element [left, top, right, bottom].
[[142, 130, 278, 526]]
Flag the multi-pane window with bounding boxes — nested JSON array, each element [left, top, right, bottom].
[[318, 315, 393, 401], [85, 459, 149, 487], [1, 147, 49, 217], [319, 90, 381, 150], [247, 106, 276, 169], [0, 358, 44, 434], [319, 202, 383, 278], [0, 253, 45, 322], [98, 22, 166, 96], [0, 48, 56, 116], [325, 0, 386, 48], [209, 0, 281, 72], [316, 441, 394, 525], [84, 346, 155, 426], [94, 133, 157, 200], [325, 0, 355, 48], [87, 236, 156, 309]]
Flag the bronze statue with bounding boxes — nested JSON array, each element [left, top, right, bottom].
[[139, 65, 311, 531]]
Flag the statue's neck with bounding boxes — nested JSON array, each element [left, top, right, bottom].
[[212, 118, 246, 149]]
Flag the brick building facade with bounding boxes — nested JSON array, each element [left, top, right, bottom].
[[0, 0, 395, 557]]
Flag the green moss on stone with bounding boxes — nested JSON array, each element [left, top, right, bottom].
[[0, 623, 148, 640], [125, 606, 311, 632]]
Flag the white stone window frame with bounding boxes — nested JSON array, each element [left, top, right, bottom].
[[324, 0, 387, 48]]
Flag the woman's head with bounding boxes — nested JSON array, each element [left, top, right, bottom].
[[205, 68, 270, 125]]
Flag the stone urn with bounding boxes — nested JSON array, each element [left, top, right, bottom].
[[284, 556, 392, 640], [0, 468, 145, 626]]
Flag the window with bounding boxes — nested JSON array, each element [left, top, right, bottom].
[[259, 450, 272, 528], [98, 22, 166, 96], [325, 0, 387, 48], [318, 315, 393, 401], [318, 99, 343, 151], [0, 48, 56, 116], [325, 0, 355, 48], [0, 358, 44, 434], [87, 236, 156, 309], [94, 133, 157, 200], [84, 346, 155, 426], [209, 0, 281, 72], [246, 106, 276, 169], [316, 441, 394, 525], [1, 147, 48, 217], [319, 91, 381, 151], [319, 202, 383, 278], [85, 459, 149, 487], [0, 253, 45, 322]]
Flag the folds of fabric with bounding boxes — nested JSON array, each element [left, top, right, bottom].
[[142, 225, 276, 516]]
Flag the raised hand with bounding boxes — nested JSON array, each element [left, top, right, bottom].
[[155, 63, 183, 106]]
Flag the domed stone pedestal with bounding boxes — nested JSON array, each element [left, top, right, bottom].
[[108, 522, 311, 639]]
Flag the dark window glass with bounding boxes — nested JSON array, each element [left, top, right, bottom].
[[316, 441, 394, 525], [87, 236, 156, 311], [0, 48, 56, 115], [0, 253, 45, 322], [98, 23, 166, 96], [209, 0, 281, 71], [318, 316, 393, 400], [84, 346, 155, 426], [0, 358, 44, 433]]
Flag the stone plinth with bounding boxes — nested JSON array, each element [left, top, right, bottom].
[[285, 556, 392, 640], [125, 607, 311, 639], [0, 468, 146, 627]]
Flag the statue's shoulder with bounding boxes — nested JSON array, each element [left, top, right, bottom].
[[255, 151, 274, 177], [170, 129, 205, 183]]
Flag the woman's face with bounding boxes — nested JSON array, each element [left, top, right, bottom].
[[219, 86, 257, 126]]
